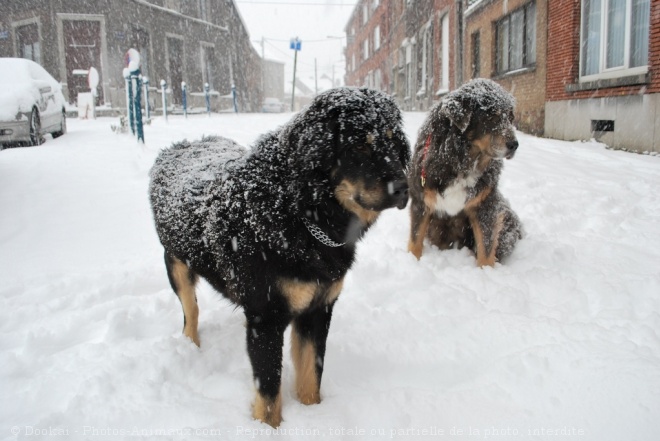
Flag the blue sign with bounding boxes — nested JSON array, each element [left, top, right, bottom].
[[290, 38, 301, 51], [0, 31, 9, 40]]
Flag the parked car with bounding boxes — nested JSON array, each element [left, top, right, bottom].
[[261, 97, 283, 113], [0, 58, 67, 148]]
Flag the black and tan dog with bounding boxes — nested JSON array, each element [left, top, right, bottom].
[[408, 79, 523, 267], [149, 88, 410, 427]]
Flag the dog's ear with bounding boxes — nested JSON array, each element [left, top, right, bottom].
[[439, 96, 471, 133]]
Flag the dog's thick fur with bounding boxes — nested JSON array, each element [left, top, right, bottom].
[[408, 79, 523, 266], [149, 87, 410, 427]]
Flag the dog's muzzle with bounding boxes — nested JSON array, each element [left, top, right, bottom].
[[389, 179, 409, 210], [505, 140, 519, 160]]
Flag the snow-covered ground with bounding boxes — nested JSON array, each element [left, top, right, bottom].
[[1, 112, 659, 441]]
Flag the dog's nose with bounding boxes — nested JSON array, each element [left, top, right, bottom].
[[505, 140, 519, 159], [390, 179, 409, 209]]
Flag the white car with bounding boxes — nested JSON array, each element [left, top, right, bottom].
[[261, 97, 283, 113], [0, 58, 67, 147]]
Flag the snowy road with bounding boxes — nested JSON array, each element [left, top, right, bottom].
[[1, 113, 659, 440]]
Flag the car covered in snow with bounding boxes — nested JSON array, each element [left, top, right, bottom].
[[0, 58, 67, 147], [261, 97, 284, 113]]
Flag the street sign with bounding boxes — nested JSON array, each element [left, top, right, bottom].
[[290, 38, 301, 51]]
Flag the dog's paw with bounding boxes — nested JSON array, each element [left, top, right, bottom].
[[476, 256, 496, 268], [297, 390, 321, 406], [408, 241, 423, 260], [253, 392, 282, 428], [183, 328, 200, 347]]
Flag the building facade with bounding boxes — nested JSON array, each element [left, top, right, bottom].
[[345, 0, 657, 152], [464, 0, 548, 136], [0, 0, 263, 112], [263, 59, 285, 102], [345, 0, 461, 112], [544, 0, 658, 152]]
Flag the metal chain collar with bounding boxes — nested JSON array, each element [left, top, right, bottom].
[[302, 217, 345, 248]]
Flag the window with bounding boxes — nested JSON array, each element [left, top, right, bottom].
[[363, 37, 369, 61], [374, 25, 380, 51], [581, 0, 649, 80], [364, 71, 373, 88], [16, 23, 40, 64], [199, 0, 208, 21], [374, 68, 382, 90], [439, 14, 449, 92], [363, 4, 369, 25], [495, 2, 536, 74], [405, 43, 413, 99], [419, 23, 433, 96], [471, 31, 481, 78]]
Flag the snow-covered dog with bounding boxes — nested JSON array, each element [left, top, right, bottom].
[[407, 79, 523, 266], [149, 88, 410, 427]]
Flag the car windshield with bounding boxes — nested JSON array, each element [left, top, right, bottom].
[[0, 59, 33, 84], [28, 62, 55, 83]]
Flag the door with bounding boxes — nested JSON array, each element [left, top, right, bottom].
[[63, 20, 102, 103], [167, 37, 184, 105]]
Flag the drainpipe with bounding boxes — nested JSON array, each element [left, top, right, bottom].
[[456, 0, 464, 87]]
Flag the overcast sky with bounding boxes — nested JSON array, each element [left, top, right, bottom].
[[234, 0, 356, 92]]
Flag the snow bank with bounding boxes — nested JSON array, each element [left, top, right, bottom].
[[0, 113, 659, 440]]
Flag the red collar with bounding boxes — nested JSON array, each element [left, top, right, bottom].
[[420, 133, 432, 187]]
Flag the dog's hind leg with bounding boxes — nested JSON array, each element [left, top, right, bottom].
[[245, 309, 289, 428], [494, 209, 524, 262], [468, 210, 505, 268], [165, 252, 200, 346], [291, 298, 337, 405]]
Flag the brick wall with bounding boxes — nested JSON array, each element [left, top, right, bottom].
[[344, 0, 391, 91], [465, 0, 548, 136], [432, 0, 458, 96], [545, 0, 580, 101], [650, 0, 660, 94], [547, 0, 660, 101], [345, 0, 459, 111]]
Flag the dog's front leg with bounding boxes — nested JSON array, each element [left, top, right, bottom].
[[291, 301, 336, 405], [408, 195, 432, 259], [245, 310, 289, 428]]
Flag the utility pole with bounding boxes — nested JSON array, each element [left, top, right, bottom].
[[314, 58, 318, 95], [290, 37, 301, 111], [260, 37, 265, 101]]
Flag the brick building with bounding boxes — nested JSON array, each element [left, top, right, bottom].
[[544, 0, 657, 152], [465, 0, 548, 136], [344, 0, 391, 95], [0, 0, 263, 112], [345, 0, 656, 152], [344, 0, 461, 111]]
